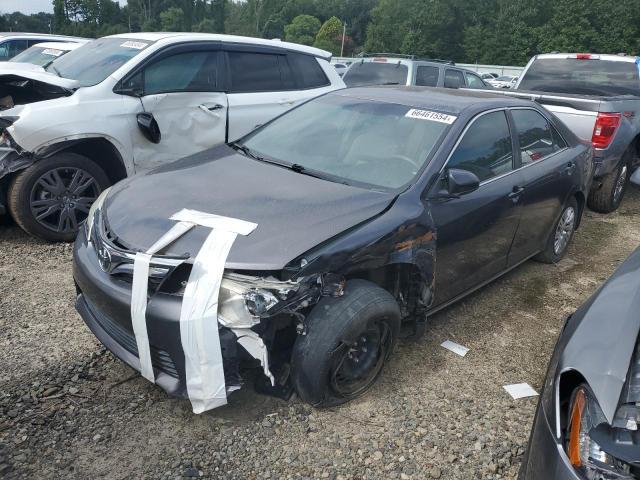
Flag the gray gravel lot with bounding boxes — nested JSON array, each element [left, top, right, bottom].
[[1, 188, 639, 479]]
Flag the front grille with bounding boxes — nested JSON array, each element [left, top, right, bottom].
[[85, 297, 179, 378]]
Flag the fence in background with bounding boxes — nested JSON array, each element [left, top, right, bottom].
[[332, 57, 525, 77]]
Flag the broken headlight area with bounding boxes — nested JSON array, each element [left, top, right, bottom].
[[218, 272, 345, 331], [566, 385, 637, 480]]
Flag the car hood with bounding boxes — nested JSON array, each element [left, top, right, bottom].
[[0, 67, 79, 90], [560, 247, 640, 423], [104, 145, 396, 271]]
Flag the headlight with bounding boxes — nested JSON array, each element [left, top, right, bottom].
[[567, 385, 633, 479], [217, 274, 298, 329], [85, 187, 111, 241]]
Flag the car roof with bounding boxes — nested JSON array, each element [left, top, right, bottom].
[[332, 86, 536, 115], [0, 32, 86, 41], [28, 41, 85, 50], [107, 32, 332, 58]]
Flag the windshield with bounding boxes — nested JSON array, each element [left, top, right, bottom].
[[518, 58, 640, 95], [45, 37, 153, 87], [495, 76, 514, 81], [241, 94, 451, 190], [11, 46, 67, 66], [343, 61, 409, 87]]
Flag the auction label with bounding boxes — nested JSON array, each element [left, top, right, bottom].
[[405, 109, 456, 124], [43, 49, 64, 57], [121, 41, 148, 50]]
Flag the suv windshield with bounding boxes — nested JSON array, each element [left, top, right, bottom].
[[343, 61, 408, 87], [241, 94, 450, 190], [518, 58, 640, 95], [45, 37, 153, 87]]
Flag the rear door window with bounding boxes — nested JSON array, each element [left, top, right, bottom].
[[288, 53, 329, 89], [227, 51, 286, 93], [444, 69, 465, 89], [511, 109, 557, 166], [342, 61, 408, 87], [415, 65, 439, 87], [447, 111, 514, 182]]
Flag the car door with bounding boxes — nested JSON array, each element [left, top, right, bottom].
[[429, 110, 525, 306], [225, 48, 296, 142], [507, 108, 577, 264], [127, 47, 228, 171]]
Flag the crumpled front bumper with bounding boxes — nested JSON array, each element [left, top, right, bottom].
[[72, 227, 244, 398]]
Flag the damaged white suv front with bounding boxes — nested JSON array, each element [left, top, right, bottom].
[[0, 33, 343, 241]]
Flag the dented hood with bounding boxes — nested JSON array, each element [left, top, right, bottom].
[[0, 67, 79, 91], [561, 247, 640, 423], [104, 145, 395, 270]]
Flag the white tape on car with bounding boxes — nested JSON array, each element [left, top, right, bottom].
[[131, 252, 154, 382], [129, 207, 257, 414]]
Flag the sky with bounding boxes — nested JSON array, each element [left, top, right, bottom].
[[0, 0, 126, 15]]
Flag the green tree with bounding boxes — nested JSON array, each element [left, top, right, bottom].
[[194, 17, 217, 32], [284, 14, 321, 45], [314, 16, 344, 55], [160, 6, 185, 30]]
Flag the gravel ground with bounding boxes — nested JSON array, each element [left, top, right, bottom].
[[1, 188, 639, 480]]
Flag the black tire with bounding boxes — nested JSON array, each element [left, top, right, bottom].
[[587, 152, 631, 213], [7, 152, 110, 242], [291, 279, 401, 407], [534, 197, 578, 264]]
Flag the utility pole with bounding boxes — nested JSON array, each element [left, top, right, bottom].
[[340, 21, 346, 57]]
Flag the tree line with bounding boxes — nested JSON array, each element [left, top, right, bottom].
[[1, 0, 639, 66]]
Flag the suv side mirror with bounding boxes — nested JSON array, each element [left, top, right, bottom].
[[137, 112, 161, 144], [631, 168, 640, 187], [437, 168, 480, 198]]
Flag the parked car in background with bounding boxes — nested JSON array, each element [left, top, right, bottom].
[[487, 75, 518, 88], [333, 62, 348, 76], [0, 32, 86, 61], [6, 41, 86, 68], [519, 225, 640, 479], [342, 54, 492, 89], [500, 53, 640, 213], [0, 32, 344, 242], [481, 72, 499, 81], [73, 86, 592, 412]]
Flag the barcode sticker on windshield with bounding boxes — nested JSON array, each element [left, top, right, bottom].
[[42, 49, 63, 57], [405, 109, 456, 124], [121, 41, 148, 50]]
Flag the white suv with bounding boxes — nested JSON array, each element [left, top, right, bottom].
[[0, 33, 344, 241]]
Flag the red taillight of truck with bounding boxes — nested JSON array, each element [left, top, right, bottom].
[[591, 112, 621, 149]]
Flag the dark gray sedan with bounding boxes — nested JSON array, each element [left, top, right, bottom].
[[520, 189, 640, 479]]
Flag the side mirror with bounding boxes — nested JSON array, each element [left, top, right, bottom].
[[631, 168, 640, 187], [440, 168, 480, 198], [137, 112, 161, 144]]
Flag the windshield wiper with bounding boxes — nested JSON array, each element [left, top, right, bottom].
[[229, 141, 263, 161], [49, 65, 62, 77]]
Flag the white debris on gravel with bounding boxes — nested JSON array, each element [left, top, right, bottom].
[[503, 384, 538, 400], [440, 340, 469, 357]]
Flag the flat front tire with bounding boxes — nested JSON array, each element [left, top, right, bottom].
[[291, 279, 401, 407], [7, 152, 110, 242]]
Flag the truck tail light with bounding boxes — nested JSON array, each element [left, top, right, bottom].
[[576, 53, 592, 60], [592, 112, 621, 149]]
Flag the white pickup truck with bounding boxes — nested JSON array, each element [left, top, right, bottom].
[[495, 53, 640, 213]]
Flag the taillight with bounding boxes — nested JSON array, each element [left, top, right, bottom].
[[576, 53, 592, 60], [591, 112, 621, 149]]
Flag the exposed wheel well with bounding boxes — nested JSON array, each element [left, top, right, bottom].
[[558, 369, 587, 434], [45, 138, 128, 185]]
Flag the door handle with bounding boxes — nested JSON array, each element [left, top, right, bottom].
[[508, 185, 525, 198], [279, 99, 295, 106], [199, 103, 224, 112]]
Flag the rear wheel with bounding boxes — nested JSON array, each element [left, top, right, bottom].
[[588, 152, 631, 213], [291, 279, 401, 407], [7, 152, 110, 242], [534, 197, 578, 264]]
